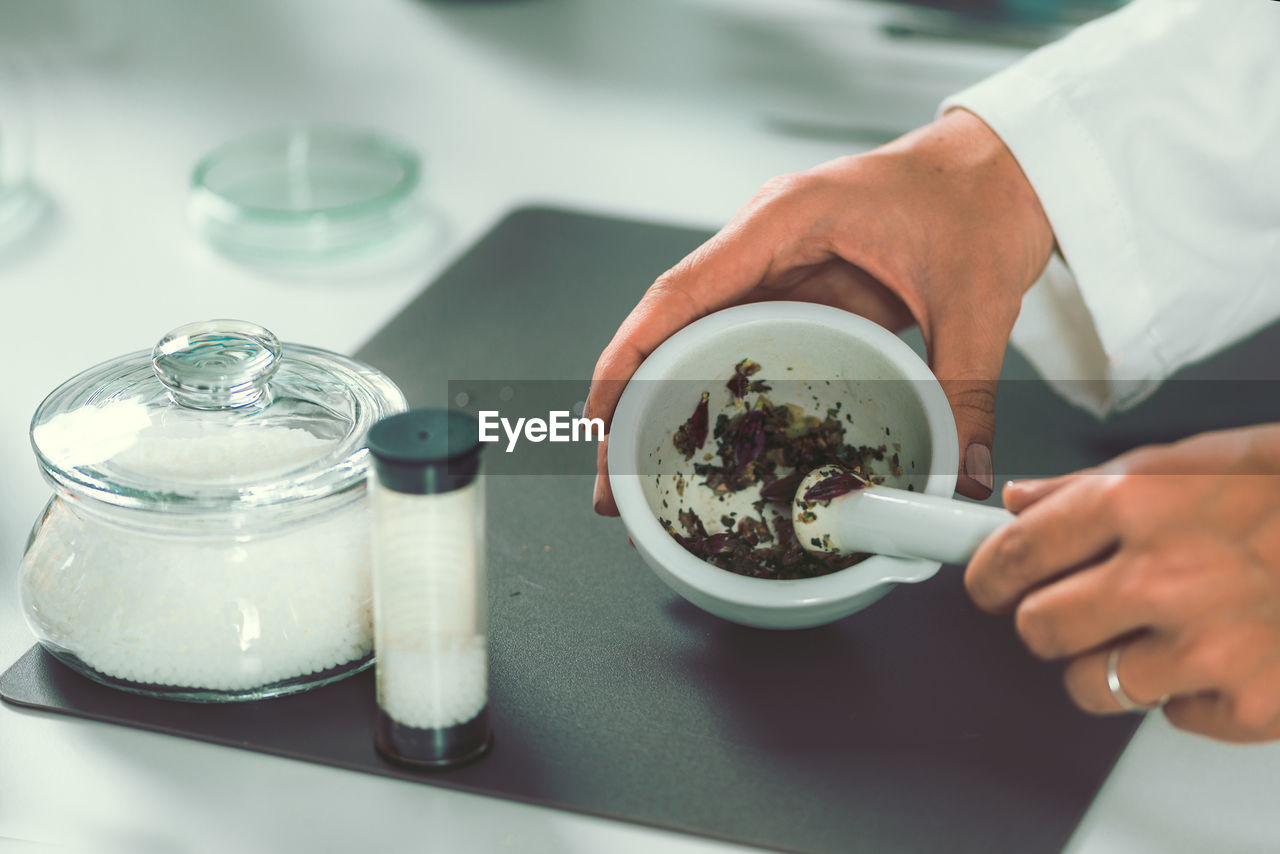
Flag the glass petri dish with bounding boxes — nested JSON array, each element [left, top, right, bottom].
[[0, 58, 47, 254], [190, 126, 422, 264]]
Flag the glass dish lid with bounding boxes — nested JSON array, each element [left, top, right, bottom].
[[30, 319, 406, 513]]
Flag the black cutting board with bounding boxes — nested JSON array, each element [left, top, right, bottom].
[[20, 204, 1275, 853]]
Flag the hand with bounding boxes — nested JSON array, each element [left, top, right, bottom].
[[587, 109, 1055, 514], [966, 425, 1280, 742]]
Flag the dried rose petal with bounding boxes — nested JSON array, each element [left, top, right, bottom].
[[705, 532, 731, 554], [727, 359, 762, 399], [802, 470, 868, 502], [759, 470, 804, 503], [673, 391, 710, 459], [678, 507, 709, 538], [734, 408, 766, 466], [690, 392, 709, 448]]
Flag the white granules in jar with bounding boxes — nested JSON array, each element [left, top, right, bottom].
[[19, 428, 374, 694], [373, 480, 488, 729], [110, 425, 337, 482]]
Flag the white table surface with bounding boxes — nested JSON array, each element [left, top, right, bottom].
[[2, 1, 1278, 851]]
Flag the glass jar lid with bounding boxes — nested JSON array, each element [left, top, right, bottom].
[[30, 320, 406, 513]]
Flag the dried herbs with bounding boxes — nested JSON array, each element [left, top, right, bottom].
[[673, 392, 709, 459], [727, 358, 769, 400], [696, 397, 882, 499], [664, 362, 887, 580], [664, 503, 863, 580], [802, 470, 868, 502], [734, 408, 765, 466]]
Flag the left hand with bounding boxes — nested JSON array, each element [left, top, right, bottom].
[[966, 425, 1280, 742], [586, 110, 1055, 515]]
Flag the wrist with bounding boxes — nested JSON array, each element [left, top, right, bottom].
[[893, 108, 1056, 296]]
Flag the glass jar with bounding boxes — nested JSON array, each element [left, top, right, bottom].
[[18, 319, 406, 701]]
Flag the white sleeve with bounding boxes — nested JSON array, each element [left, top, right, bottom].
[[941, 0, 1280, 417]]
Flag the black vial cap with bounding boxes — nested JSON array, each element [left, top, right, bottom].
[[366, 409, 483, 495]]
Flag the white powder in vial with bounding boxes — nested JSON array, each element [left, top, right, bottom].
[[20, 427, 373, 694], [373, 479, 487, 729]]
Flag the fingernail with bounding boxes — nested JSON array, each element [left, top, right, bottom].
[[592, 473, 604, 513], [964, 443, 994, 493]]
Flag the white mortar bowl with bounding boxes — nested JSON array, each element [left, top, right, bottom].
[[608, 302, 959, 629]]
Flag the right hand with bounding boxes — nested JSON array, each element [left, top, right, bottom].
[[587, 109, 1056, 515]]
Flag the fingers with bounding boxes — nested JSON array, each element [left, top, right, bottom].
[[940, 371, 998, 500], [586, 277, 709, 433], [1061, 634, 1280, 740], [585, 222, 782, 518], [1061, 633, 1185, 715], [585, 176, 841, 517], [1066, 646, 1280, 741], [1163, 675, 1280, 743], [586, 181, 815, 434], [585, 222, 777, 518], [1012, 538, 1241, 661], [1002, 474, 1077, 513], [1013, 556, 1147, 660], [593, 435, 618, 516], [1161, 694, 1240, 740], [966, 476, 1120, 612], [1050, 610, 1280, 741], [927, 324, 1010, 500]]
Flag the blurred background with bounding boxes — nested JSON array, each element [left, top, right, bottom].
[[0, 0, 1132, 538], [410, 0, 1127, 141], [0, 0, 1133, 548], [0, 0, 1127, 181]]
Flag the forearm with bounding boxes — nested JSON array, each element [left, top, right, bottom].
[[943, 0, 1280, 414]]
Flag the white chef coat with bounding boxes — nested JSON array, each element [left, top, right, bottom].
[[941, 0, 1280, 417]]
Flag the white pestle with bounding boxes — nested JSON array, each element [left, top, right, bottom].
[[793, 465, 1014, 565]]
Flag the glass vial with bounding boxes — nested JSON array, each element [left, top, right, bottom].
[[366, 409, 491, 768]]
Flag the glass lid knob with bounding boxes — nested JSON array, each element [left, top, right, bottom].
[[152, 319, 282, 410]]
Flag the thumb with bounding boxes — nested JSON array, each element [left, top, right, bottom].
[[928, 328, 1007, 500]]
